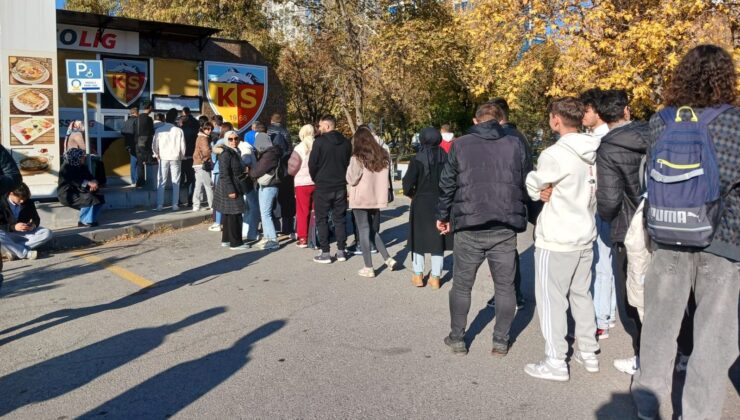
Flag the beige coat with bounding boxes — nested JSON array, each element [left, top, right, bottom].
[[346, 156, 389, 209]]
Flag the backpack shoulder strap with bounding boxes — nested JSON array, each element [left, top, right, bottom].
[[698, 104, 733, 127]]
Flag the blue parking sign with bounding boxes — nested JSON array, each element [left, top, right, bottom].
[[66, 59, 104, 93]]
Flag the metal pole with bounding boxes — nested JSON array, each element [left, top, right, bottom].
[[82, 92, 93, 172], [82, 92, 90, 154]]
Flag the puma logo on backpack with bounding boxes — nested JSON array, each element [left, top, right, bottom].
[[646, 105, 732, 247]]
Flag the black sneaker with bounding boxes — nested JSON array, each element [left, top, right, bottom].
[[487, 296, 525, 310], [335, 250, 347, 262], [517, 297, 526, 310], [313, 252, 333, 264], [491, 337, 509, 356], [443, 335, 467, 355]]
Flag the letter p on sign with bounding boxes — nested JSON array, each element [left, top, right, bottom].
[[75, 63, 87, 76]]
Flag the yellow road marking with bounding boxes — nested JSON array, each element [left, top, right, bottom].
[[71, 250, 155, 289]]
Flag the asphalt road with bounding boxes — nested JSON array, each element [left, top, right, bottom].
[[1, 197, 737, 419]]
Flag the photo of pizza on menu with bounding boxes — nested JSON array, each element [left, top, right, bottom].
[[9, 87, 53, 116], [9, 117, 55, 146], [8, 56, 52, 85]]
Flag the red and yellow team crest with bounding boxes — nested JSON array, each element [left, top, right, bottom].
[[103, 59, 148, 107], [205, 62, 268, 132]]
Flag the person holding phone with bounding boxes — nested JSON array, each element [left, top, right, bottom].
[[0, 183, 52, 260]]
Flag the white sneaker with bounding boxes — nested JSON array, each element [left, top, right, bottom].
[[153, 206, 163, 212], [574, 351, 600, 373], [25, 250, 38, 260], [208, 223, 222, 232], [524, 359, 569, 382], [613, 355, 638, 375], [192, 207, 201, 212], [172, 205, 180, 211]]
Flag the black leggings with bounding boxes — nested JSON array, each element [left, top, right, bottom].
[[352, 209, 390, 267]]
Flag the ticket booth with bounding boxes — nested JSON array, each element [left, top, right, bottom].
[[53, 10, 286, 188]]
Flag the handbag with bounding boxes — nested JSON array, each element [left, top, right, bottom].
[[198, 148, 213, 172]]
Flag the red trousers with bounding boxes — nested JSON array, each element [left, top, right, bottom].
[[295, 185, 315, 240]]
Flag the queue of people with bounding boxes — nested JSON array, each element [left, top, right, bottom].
[[5, 43, 734, 420]]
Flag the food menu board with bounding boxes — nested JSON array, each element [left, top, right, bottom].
[[1, 51, 60, 196]]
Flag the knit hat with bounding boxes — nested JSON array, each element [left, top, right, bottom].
[[254, 132, 272, 153]]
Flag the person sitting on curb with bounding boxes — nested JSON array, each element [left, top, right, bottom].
[[58, 148, 105, 228], [0, 183, 50, 260]]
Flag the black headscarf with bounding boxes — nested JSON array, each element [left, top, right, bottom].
[[414, 126, 445, 178]]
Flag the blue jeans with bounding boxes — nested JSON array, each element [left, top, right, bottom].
[[212, 172, 222, 224], [591, 215, 616, 329], [242, 189, 260, 240], [412, 252, 443, 277], [79, 204, 103, 224], [258, 186, 279, 241]]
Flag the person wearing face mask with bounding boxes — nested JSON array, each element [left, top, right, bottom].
[[439, 124, 455, 153]]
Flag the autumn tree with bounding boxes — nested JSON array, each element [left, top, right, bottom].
[[277, 40, 338, 126], [551, 0, 738, 117]]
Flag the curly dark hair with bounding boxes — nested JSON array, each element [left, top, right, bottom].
[[352, 127, 388, 173], [664, 44, 737, 107]]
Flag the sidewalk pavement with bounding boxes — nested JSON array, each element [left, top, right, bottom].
[[43, 207, 214, 251]]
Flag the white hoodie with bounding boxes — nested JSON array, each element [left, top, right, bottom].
[[152, 123, 186, 161], [526, 132, 601, 252]]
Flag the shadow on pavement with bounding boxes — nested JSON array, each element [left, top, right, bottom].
[[0, 307, 227, 417], [0, 248, 266, 345], [78, 319, 286, 419], [594, 392, 637, 419], [0, 244, 152, 299]]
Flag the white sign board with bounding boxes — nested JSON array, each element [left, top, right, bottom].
[[57, 24, 139, 55], [66, 59, 104, 93]]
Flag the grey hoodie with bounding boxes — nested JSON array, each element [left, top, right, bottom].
[[526, 132, 601, 252]]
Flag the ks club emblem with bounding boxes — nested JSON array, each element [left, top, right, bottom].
[[204, 62, 268, 132], [103, 58, 148, 107]]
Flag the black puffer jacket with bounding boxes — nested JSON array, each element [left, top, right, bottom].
[[436, 120, 532, 232], [596, 121, 649, 242]]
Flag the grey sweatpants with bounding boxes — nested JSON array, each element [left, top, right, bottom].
[[534, 247, 599, 361], [0, 228, 53, 259], [632, 249, 739, 420]]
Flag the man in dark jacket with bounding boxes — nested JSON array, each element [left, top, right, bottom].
[[308, 115, 352, 264], [486, 98, 532, 310], [0, 144, 21, 289], [180, 107, 200, 206], [594, 89, 648, 375], [121, 106, 139, 186], [436, 103, 532, 356], [0, 183, 52, 260], [135, 101, 155, 188]]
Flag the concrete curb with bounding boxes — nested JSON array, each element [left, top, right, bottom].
[[46, 212, 213, 251]]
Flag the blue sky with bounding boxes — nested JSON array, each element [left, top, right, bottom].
[[56, 0, 65, 8]]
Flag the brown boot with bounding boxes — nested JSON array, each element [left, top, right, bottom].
[[428, 275, 441, 290], [411, 273, 424, 287]]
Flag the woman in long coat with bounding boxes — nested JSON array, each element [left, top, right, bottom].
[[402, 127, 453, 289], [212, 131, 248, 250], [58, 148, 105, 227]]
